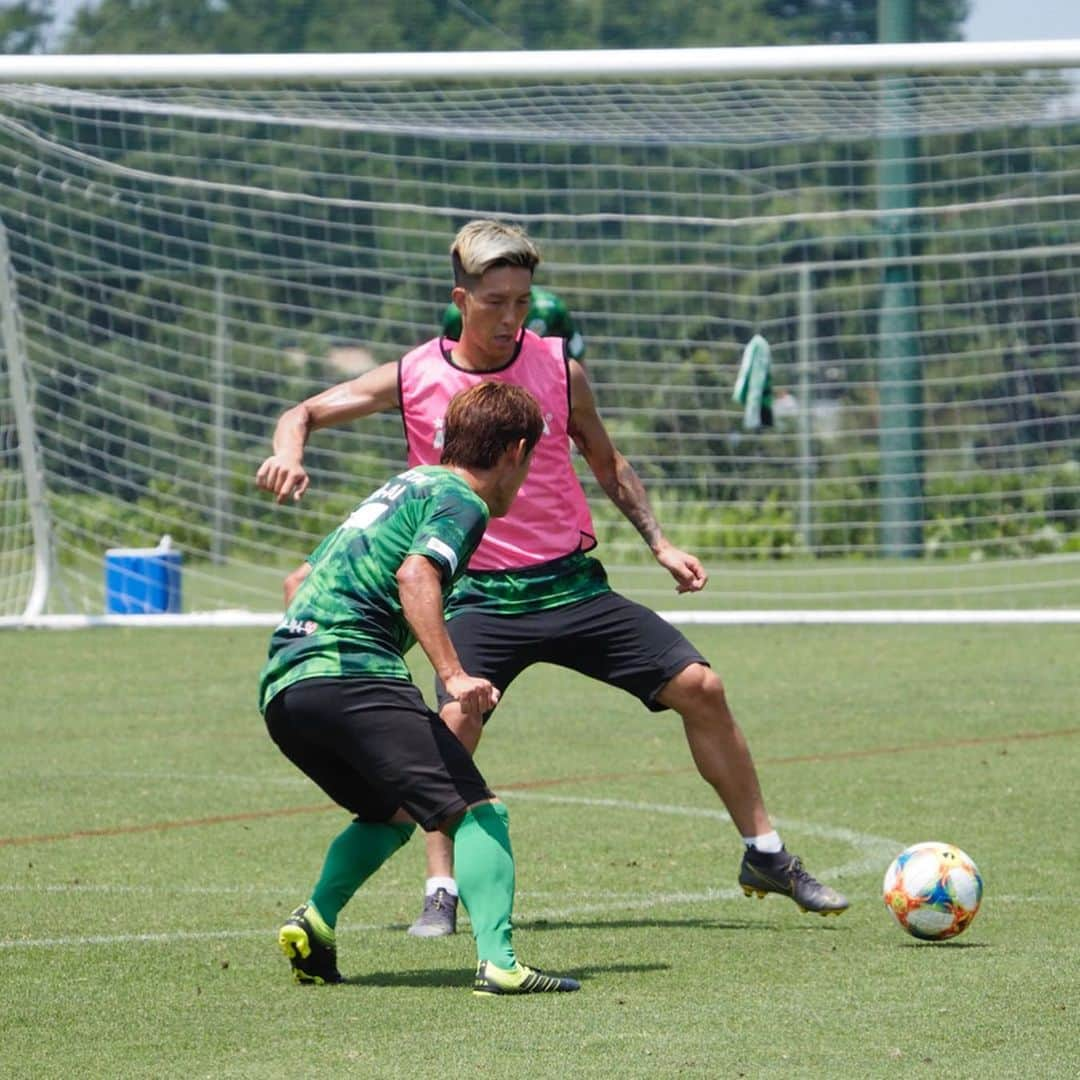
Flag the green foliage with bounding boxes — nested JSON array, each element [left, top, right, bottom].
[[0, 0, 52, 54], [924, 460, 1080, 558], [49, 481, 213, 558], [5, 0, 1073, 577], [587, 460, 1078, 563], [592, 488, 798, 560], [766, 0, 970, 44], [57, 0, 968, 53]]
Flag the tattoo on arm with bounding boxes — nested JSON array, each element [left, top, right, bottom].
[[600, 454, 663, 550]]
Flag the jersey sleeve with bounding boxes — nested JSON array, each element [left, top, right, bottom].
[[408, 491, 488, 583]]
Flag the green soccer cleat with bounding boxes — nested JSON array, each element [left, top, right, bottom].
[[278, 904, 343, 985], [473, 959, 580, 997], [739, 848, 850, 916]]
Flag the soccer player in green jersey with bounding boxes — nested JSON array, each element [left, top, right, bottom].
[[442, 284, 586, 361], [260, 382, 579, 995]]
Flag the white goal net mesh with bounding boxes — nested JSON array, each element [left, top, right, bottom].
[[1, 62, 1078, 619]]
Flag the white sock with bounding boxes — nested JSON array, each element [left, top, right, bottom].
[[425, 875, 458, 897], [743, 831, 783, 854]]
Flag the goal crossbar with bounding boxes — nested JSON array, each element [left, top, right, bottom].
[[0, 40, 1079, 83]]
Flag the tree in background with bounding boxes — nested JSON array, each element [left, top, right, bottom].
[[1, 0, 53, 54], [57, 0, 969, 53], [764, 0, 968, 44]]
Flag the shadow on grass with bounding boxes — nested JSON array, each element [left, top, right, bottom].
[[517, 915, 849, 933], [341, 960, 668, 990], [899, 940, 992, 950]]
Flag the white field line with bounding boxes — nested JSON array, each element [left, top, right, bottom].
[[5, 794, 1061, 951], [4, 609, 1079, 630], [1, 793, 901, 950], [0, 892, 1059, 951]]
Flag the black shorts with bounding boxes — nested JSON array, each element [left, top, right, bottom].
[[435, 591, 707, 716], [263, 677, 493, 831]]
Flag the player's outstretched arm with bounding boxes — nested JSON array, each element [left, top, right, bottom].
[[255, 361, 401, 504], [568, 361, 707, 594], [396, 554, 500, 715]]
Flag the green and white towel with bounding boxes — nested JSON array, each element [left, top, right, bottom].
[[732, 334, 773, 430]]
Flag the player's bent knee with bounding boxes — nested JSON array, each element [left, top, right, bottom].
[[663, 662, 727, 710], [440, 704, 484, 752], [435, 797, 501, 835]]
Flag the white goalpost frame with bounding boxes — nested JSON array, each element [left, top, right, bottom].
[[0, 41, 1078, 628], [0, 217, 51, 617], [2, 40, 1080, 82]]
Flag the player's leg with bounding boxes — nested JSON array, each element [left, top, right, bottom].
[[443, 800, 579, 996], [546, 592, 849, 916], [656, 662, 848, 915], [264, 678, 420, 982], [654, 661, 771, 837], [276, 812, 414, 985], [405, 697, 474, 938], [408, 610, 539, 937], [380, 697, 578, 994]]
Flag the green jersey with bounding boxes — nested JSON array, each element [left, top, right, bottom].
[[442, 285, 585, 360], [258, 466, 488, 712], [446, 551, 610, 619]]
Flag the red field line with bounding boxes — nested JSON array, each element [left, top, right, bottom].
[[2, 726, 1076, 848], [0, 803, 333, 848], [497, 726, 1080, 790]]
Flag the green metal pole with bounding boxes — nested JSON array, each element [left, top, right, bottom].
[[877, 0, 923, 557]]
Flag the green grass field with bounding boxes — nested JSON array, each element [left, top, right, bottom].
[[2, 625, 1078, 1078]]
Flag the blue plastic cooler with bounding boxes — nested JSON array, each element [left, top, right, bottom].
[[104, 539, 182, 614]]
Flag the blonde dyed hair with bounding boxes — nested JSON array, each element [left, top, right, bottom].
[[450, 219, 540, 288]]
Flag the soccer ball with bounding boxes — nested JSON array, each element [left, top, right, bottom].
[[882, 841, 983, 941]]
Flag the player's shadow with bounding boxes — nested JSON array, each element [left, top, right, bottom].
[[342, 960, 667, 990], [516, 915, 846, 933]]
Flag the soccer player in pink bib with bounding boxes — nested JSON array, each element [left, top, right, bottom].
[[257, 219, 848, 940]]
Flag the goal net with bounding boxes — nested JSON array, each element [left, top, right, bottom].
[[1, 45, 1078, 623]]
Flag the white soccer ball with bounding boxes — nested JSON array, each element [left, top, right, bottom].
[[882, 841, 983, 941]]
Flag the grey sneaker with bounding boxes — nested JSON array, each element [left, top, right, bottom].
[[407, 887, 458, 937]]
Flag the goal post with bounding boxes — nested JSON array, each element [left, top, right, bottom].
[[0, 215, 51, 617], [0, 41, 1078, 625]]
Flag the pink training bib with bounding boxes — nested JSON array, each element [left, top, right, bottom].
[[399, 331, 596, 571]]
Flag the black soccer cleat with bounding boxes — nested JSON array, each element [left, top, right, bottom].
[[473, 960, 581, 996], [278, 904, 343, 984], [739, 848, 850, 916]]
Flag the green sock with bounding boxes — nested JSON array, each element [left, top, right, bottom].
[[450, 802, 516, 969], [310, 820, 415, 929]]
